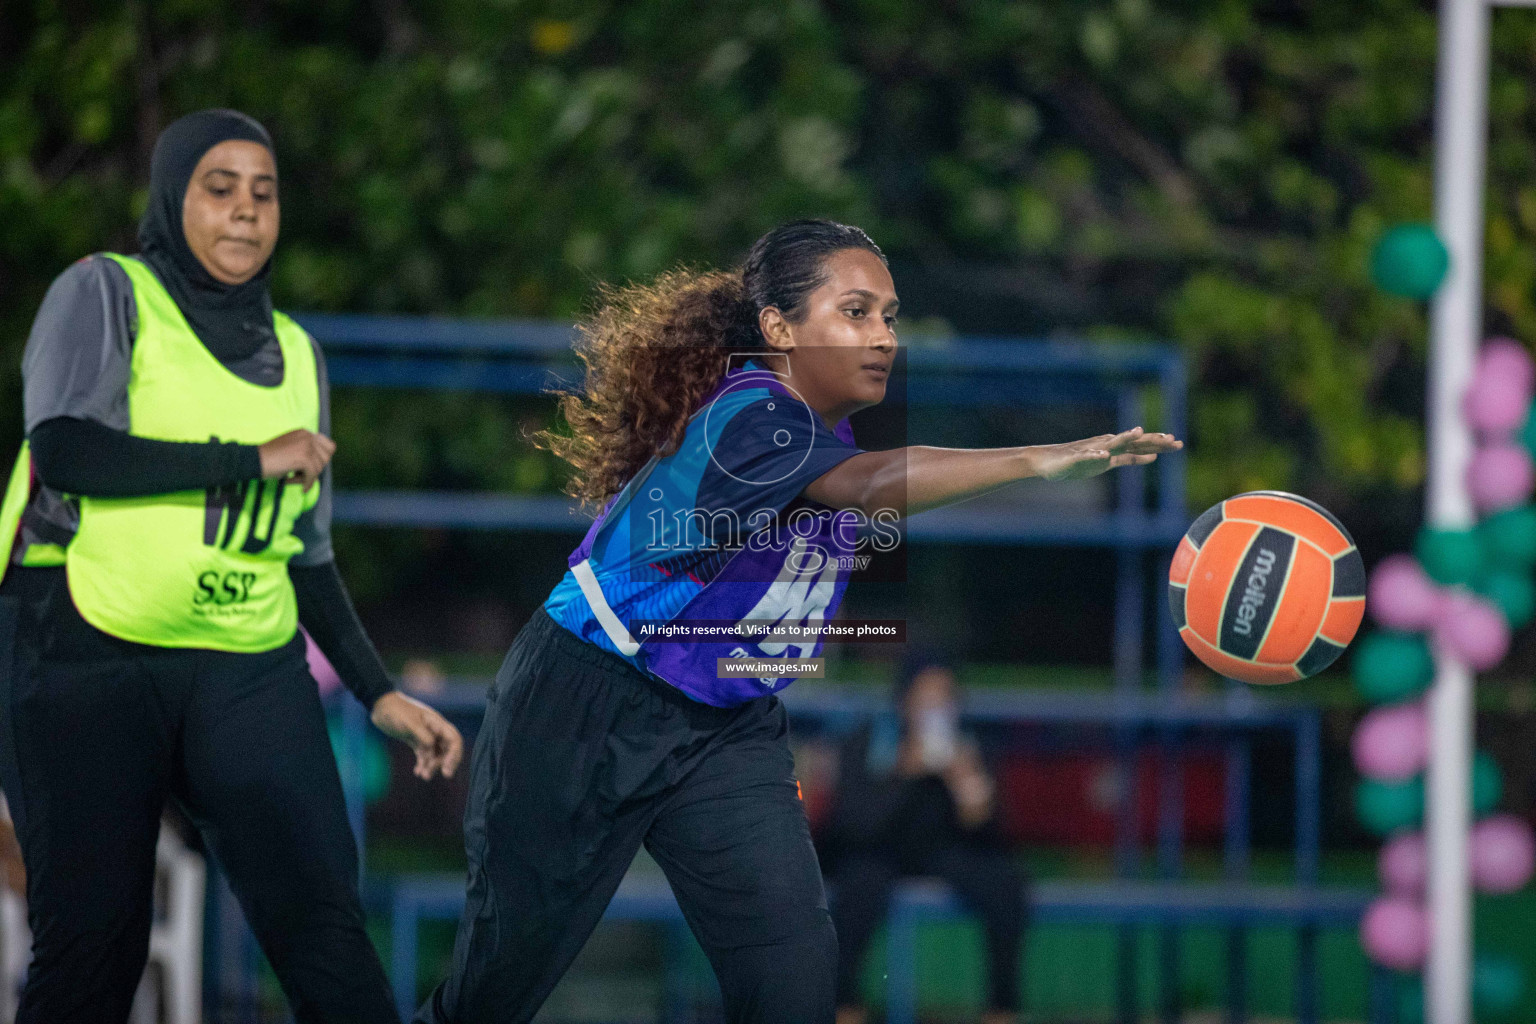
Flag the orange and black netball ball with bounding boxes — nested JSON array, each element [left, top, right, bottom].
[[1169, 491, 1366, 685]]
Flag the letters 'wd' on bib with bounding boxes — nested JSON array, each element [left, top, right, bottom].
[[55, 254, 319, 651]]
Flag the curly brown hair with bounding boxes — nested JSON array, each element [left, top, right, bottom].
[[537, 268, 761, 508], [540, 220, 885, 509]]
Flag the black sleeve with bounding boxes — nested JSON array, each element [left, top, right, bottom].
[[698, 396, 863, 524], [290, 560, 395, 710], [28, 416, 263, 497]]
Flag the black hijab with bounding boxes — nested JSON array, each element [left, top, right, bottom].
[[138, 109, 278, 362]]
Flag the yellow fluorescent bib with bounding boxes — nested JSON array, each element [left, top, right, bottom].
[[63, 254, 320, 651]]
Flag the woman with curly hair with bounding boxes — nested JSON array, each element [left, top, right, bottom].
[[418, 220, 1181, 1024]]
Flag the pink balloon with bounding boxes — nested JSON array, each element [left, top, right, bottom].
[[1433, 591, 1512, 670], [1352, 702, 1428, 781], [1368, 554, 1442, 632], [1360, 897, 1429, 971], [1463, 374, 1533, 437], [1470, 814, 1536, 894], [1379, 831, 1427, 898], [1479, 337, 1536, 390], [1467, 443, 1536, 513], [304, 629, 342, 697]]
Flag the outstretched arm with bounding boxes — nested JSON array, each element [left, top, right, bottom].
[[802, 426, 1182, 517]]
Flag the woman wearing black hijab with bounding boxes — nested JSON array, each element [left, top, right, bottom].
[[0, 109, 462, 1023]]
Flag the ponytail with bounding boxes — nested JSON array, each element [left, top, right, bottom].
[[540, 269, 762, 508]]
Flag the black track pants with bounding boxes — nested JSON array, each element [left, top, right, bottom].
[[0, 567, 399, 1024], [417, 608, 836, 1024]]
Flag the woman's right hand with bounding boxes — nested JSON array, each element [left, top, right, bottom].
[[1030, 426, 1182, 482], [258, 429, 336, 489]]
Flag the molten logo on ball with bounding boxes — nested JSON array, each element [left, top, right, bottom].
[[1231, 546, 1278, 637], [1170, 491, 1366, 685]]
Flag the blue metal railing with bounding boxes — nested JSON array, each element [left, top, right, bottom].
[[298, 313, 1192, 550]]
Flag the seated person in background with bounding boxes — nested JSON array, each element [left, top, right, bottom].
[[822, 650, 1026, 1024]]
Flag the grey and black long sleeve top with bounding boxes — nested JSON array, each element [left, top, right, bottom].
[[15, 254, 394, 709]]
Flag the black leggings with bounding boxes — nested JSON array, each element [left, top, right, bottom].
[[0, 567, 398, 1024], [417, 607, 836, 1024], [831, 847, 1026, 1013]]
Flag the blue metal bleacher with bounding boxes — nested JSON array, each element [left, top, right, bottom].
[[372, 681, 1381, 1024], [381, 869, 1376, 1024]]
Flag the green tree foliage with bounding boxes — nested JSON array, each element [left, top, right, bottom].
[[6, 0, 1536, 542]]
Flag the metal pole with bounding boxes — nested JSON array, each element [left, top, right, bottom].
[[1295, 711, 1322, 1024], [1224, 736, 1250, 1024], [1114, 390, 1146, 1024], [1425, 1, 1489, 1022]]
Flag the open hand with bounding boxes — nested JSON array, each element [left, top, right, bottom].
[[1031, 426, 1182, 482], [370, 691, 465, 781]]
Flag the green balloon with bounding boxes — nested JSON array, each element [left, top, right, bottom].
[[1473, 751, 1503, 815], [1416, 527, 1484, 586], [1358, 755, 1502, 828], [1371, 223, 1450, 299], [1476, 569, 1536, 629], [1353, 632, 1436, 704], [1356, 775, 1425, 835], [1474, 953, 1525, 1016], [1524, 405, 1536, 459], [1397, 976, 1425, 1024], [1479, 505, 1536, 569], [326, 720, 392, 805]]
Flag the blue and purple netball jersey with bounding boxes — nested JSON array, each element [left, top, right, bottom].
[[543, 360, 867, 705]]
